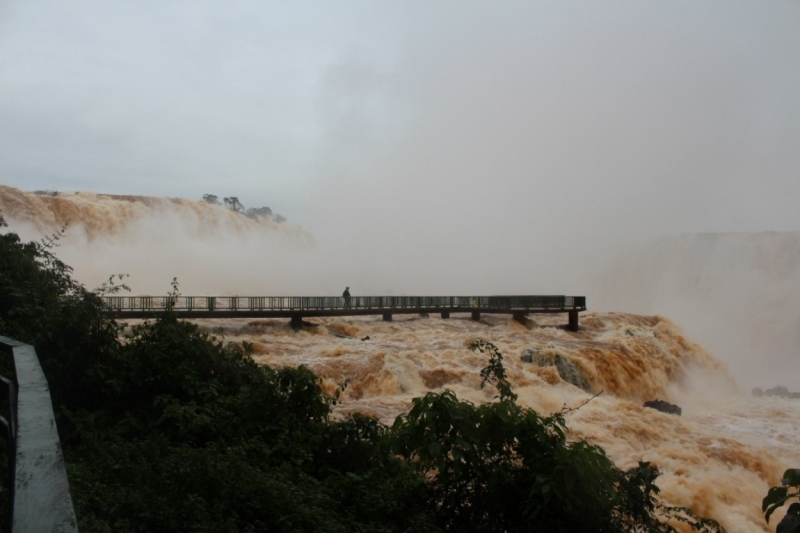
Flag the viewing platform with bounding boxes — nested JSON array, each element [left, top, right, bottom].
[[103, 295, 587, 331]]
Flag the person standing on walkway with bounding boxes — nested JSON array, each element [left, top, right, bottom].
[[342, 287, 351, 308]]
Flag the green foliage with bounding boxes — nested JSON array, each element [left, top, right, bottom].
[[764, 469, 800, 524], [201, 194, 219, 205], [64, 318, 432, 532], [0, 229, 434, 532], [0, 228, 125, 416]]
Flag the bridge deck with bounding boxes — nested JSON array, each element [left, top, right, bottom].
[[103, 295, 586, 330]]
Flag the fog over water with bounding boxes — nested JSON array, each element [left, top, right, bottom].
[[1, 3, 800, 530]]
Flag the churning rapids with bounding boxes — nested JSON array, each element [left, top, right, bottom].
[[195, 313, 799, 533], [1, 186, 798, 532]]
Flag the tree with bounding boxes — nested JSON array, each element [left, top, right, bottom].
[[201, 194, 219, 205], [223, 197, 244, 213], [274, 214, 286, 224], [245, 206, 273, 220]]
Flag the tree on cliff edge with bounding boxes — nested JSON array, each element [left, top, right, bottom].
[[223, 196, 244, 212]]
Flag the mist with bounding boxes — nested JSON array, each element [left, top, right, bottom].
[[2, 1, 799, 388]]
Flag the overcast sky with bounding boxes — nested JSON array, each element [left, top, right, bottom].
[[1, 1, 799, 247]]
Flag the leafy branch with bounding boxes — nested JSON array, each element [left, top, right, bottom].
[[763, 468, 800, 523], [94, 274, 131, 297], [471, 338, 517, 402], [165, 277, 180, 312]]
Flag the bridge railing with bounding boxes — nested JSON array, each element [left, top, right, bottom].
[[0, 336, 78, 533], [103, 295, 586, 313]]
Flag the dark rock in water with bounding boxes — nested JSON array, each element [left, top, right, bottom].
[[361, 336, 370, 341], [644, 399, 682, 416], [520, 348, 592, 392]]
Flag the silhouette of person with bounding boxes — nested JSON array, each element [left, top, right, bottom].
[[342, 287, 351, 308]]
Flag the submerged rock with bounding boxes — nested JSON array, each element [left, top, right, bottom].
[[521, 348, 591, 392], [644, 399, 682, 416]]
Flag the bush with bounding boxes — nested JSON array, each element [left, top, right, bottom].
[[764, 469, 800, 533]]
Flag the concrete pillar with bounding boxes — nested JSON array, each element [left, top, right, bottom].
[[290, 316, 303, 330], [441, 311, 450, 319], [471, 311, 481, 321], [568, 311, 579, 331], [382, 313, 392, 322]]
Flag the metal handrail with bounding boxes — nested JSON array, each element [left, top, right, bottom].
[[0, 336, 78, 533], [103, 295, 587, 313]]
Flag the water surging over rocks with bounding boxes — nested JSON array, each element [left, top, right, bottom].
[[194, 311, 798, 532]]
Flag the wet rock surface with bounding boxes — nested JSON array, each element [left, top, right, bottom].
[[521, 348, 591, 392], [644, 399, 682, 416]]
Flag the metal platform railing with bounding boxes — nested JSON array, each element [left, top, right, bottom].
[[102, 295, 587, 313], [0, 336, 78, 533]]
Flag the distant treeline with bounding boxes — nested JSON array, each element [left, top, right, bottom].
[[202, 194, 286, 224]]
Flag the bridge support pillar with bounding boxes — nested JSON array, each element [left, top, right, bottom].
[[568, 311, 579, 332], [471, 311, 481, 321], [382, 313, 392, 322], [290, 316, 303, 330], [441, 311, 450, 319], [513, 312, 527, 324]]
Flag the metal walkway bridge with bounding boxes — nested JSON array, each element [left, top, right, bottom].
[[103, 295, 587, 331]]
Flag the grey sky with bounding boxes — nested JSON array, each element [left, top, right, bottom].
[[1, 0, 799, 241]]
